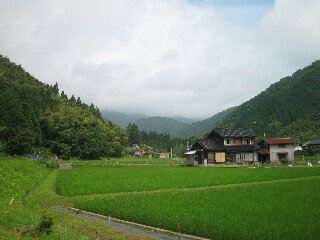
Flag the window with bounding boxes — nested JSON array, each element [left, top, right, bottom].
[[242, 138, 252, 145], [278, 153, 287, 160], [278, 144, 286, 148], [224, 138, 233, 145]]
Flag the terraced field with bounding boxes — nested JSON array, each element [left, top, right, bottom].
[[57, 166, 320, 239]]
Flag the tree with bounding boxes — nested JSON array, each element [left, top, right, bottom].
[[53, 82, 59, 95], [126, 123, 141, 145]]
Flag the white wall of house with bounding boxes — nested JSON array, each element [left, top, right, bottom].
[[254, 151, 258, 162], [269, 144, 295, 162]]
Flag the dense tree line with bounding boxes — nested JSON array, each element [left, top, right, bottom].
[[126, 123, 195, 157], [0, 55, 126, 159]]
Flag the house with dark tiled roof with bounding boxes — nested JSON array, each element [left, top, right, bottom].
[[302, 139, 320, 150], [185, 128, 259, 166], [259, 138, 295, 163]]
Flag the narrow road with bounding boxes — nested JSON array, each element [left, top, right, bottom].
[[52, 205, 203, 240]]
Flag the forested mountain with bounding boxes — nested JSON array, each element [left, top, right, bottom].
[[101, 111, 199, 129], [128, 108, 236, 139], [280, 109, 320, 143], [217, 60, 320, 143], [171, 116, 200, 124], [0, 55, 126, 159], [116, 110, 235, 139], [101, 110, 147, 129], [176, 106, 237, 138], [134, 116, 188, 137]]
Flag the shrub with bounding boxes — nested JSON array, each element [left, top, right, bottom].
[[19, 214, 53, 236], [35, 215, 54, 235]]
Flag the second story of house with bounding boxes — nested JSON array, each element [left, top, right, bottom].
[[207, 128, 256, 147]]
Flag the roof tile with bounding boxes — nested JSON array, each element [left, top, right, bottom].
[[263, 138, 295, 145]]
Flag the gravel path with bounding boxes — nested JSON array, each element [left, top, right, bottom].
[[52, 205, 194, 240]]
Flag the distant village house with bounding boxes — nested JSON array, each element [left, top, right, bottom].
[[159, 152, 170, 158], [186, 128, 259, 166]]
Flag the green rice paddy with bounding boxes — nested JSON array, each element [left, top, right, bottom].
[[57, 166, 320, 239]]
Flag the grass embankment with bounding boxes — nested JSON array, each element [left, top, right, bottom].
[[0, 158, 151, 239], [57, 166, 320, 239]]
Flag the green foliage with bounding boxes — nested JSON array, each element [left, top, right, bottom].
[[217, 60, 320, 139], [280, 109, 320, 143], [36, 215, 54, 235], [0, 55, 127, 159], [126, 123, 141, 145], [0, 158, 50, 233], [140, 130, 171, 151], [125, 122, 193, 155]]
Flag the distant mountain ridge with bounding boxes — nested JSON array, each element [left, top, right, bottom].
[[101, 111, 147, 128], [101, 110, 200, 129], [102, 108, 237, 138], [171, 116, 201, 124], [134, 117, 188, 137], [176, 106, 238, 138]]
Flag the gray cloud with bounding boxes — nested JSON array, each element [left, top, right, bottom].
[[0, 0, 320, 119]]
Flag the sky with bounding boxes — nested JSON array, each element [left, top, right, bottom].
[[1, 0, 320, 119]]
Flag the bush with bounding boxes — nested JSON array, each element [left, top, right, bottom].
[[36, 215, 53, 235], [20, 214, 53, 236]]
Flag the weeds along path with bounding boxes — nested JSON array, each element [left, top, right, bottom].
[[23, 169, 62, 208], [68, 175, 320, 202]]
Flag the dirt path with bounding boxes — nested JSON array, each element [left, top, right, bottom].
[[52, 205, 205, 240]]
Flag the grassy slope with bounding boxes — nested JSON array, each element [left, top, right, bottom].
[[0, 158, 150, 239]]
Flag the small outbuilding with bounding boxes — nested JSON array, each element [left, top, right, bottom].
[[259, 138, 295, 163]]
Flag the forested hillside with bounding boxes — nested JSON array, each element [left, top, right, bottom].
[[0, 55, 126, 159], [176, 106, 237, 138], [134, 116, 188, 137], [217, 60, 320, 143]]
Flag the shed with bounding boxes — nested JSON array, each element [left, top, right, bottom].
[[259, 138, 295, 163]]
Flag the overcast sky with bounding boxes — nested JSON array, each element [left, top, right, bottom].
[[1, 0, 320, 119]]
